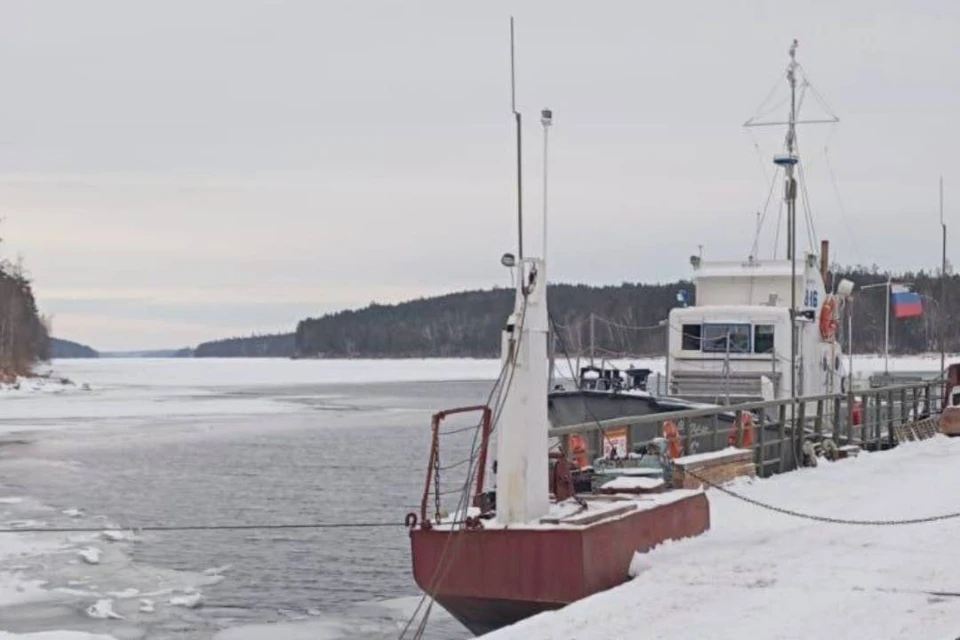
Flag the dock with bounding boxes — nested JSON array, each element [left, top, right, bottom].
[[489, 422, 960, 640]]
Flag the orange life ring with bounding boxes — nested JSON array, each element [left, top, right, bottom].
[[661, 420, 682, 459], [819, 296, 838, 341], [569, 433, 589, 469], [729, 412, 755, 448]]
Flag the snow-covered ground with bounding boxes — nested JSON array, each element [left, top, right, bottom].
[[488, 435, 960, 640]]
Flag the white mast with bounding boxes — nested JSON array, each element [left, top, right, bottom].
[[744, 39, 839, 399], [494, 19, 550, 525], [495, 258, 550, 525]]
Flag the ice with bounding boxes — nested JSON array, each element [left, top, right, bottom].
[[169, 591, 203, 608], [50, 357, 505, 388], [137, 598, 154, 614], [212, 621, 355, 640], [77, 548, 101, 565], [487, 435, 960, 640], [0, 633, 119, 640], [85, 599, 123, 620], [202, 564, 232, 576], [99, 530, 134, 543], [61, 509, 83, 518]]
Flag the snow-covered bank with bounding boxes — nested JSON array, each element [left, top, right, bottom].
[[487, 435, 960, 640]]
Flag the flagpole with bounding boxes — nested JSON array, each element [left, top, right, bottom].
[[885, 274, 891, 374], [941, 176, 947, 381]]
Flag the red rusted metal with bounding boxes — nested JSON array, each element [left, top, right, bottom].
[[420, 405, 493, 524], [549, 455, 575, 502], [410, 492, 710, 635], [420, 413, 441, 524], [940, 363, 960, 435], [473, 406, 493, 504]]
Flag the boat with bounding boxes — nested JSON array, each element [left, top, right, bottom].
[[407, 249, 711, 636], [550, 39, 853, 467], [938, 362, 960, 435], [406, 24, 711, 636]]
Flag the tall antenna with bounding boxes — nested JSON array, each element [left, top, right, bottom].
[[510, 17, 523, 260], [941, 176, 947, 379], [744, 39, 839, 402], [541, 108, 552, 263]]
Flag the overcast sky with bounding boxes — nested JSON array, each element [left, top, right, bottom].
[[1, 1, 958, 350]]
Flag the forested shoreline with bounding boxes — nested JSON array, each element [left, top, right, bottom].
[[192, 266, 957, 359]]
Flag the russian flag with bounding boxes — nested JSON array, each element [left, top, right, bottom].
[[891, 284, 923, 319]]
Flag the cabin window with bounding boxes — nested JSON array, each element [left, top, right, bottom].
[[681, 324, 701, 350], [702, 323, 751, 353], [754, 325, 775, 354]]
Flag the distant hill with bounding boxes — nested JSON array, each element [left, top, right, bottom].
[[292, 282, 690, 359], [194, 333, 295, 358], [192, 267, 960, 360], [50, 337, 98, 359]]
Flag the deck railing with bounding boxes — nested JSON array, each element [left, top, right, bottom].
[[548, 379, 945, 478]]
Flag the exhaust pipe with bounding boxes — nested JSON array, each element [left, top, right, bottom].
[[820, 240, 830, 289]]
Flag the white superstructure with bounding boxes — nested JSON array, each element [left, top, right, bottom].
[[667, 41, 848, 406], [668, 255, 844, 403]]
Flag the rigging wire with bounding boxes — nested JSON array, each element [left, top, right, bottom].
[[824, 145, 863, 263], [773, 196, 785, 259], [751, 164, 783, 259]]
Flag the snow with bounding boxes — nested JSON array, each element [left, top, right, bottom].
[[486, 435, 960, 640], [99, 530, 134, 543], [77, 548, 101, 565], [600, 476, 664, 491], [48, 357, 505, 388], [85, 598, 123, 620], [674, 446, 751, 466], [0, 354, 946, 432], [169, 591, 203, 608]]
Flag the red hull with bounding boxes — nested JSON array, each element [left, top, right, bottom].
[[410, 492, 710, 635]]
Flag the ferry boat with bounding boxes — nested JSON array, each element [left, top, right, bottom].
[[550, 39, 853, 459]]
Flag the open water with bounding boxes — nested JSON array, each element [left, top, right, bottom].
[[0, 361, 494, 639]]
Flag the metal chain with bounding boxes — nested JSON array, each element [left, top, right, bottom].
[[681, 465, 960, 526], [433, 445, 441, 522]]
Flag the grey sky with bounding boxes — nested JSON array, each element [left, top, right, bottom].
[[1, 1, 957, 350]]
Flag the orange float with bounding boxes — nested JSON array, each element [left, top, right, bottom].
[[728, 412, 755, 448], [568, 433, 589, 469], [661, 420, 683, 459], [819, 296, 838, 341]]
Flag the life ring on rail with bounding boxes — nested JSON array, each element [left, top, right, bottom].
[[661, 420, 683, 459], [729, 412, 755, 448], [568, 433, 589, 469], [819, 296, 838, 341]]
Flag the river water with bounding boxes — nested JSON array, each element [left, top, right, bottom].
[[0, 359, 508, 640]]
